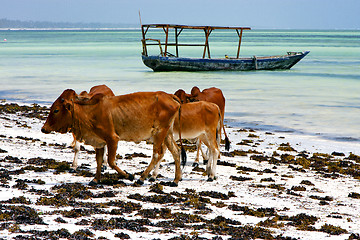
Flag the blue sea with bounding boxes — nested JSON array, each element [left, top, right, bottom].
[[0, 29, 359, 142]]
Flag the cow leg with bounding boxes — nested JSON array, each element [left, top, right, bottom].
[[70, 140, 80, 173], [107, 141, 134, 181], [193, 139, 201, 167], [206, 147, 220, 181], [200, 144, 210, 165], [149, 148, 166, 182], [101, 145, 108, 172], [164, 134, 182, 186], [137, 141, 166, 185], [90, 147, 105, 185], [202, 135, 220, 182]]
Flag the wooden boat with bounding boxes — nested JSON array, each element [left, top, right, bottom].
[[141, 24, 309, 72]]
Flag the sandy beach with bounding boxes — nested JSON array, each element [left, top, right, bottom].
[[1, 102, 360, 239]]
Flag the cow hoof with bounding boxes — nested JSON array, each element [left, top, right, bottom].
[[136, 179, 144, 185], [89, 180, 98, 186], [127, 174, 134, 181], [207, 178, 214, 182], [149, 177, 156, 182], [69, 168, 77, 173], [203, 160, 208, 165], [192, 162, 199, 168], [169, 182, 178, 187]]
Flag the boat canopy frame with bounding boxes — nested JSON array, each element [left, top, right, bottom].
[[141, 24, 251, 59]]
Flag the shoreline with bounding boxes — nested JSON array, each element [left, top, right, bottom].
[[1, 101, 360, 239]]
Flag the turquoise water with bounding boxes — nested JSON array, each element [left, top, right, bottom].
[[0, 29, 359, 142]]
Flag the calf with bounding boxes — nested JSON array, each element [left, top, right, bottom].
[[42, 90, 186, 186], [152, 101, 221, 181], [175, 87, 230, 166]]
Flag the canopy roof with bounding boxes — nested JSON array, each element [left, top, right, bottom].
[[141, 24, 252, 59], [142, 24, 251, 31]]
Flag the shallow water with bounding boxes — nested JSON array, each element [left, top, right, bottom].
[[0, 29, 359, 142]]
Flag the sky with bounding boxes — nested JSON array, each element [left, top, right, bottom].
[[1, 0, 359, 29]]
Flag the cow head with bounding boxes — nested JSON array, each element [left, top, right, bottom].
[[41, 89, 77, 134]]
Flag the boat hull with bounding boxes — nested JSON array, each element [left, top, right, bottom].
[[142, 51, 309, 71]]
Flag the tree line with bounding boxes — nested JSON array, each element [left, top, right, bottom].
[[0, 18, 137, 29]]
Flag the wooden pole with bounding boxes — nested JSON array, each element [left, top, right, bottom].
[[175, 28, 179, 57], [141, 25, 147, 56], [236, 29, 244, 58], [202, 28, 211, 59], [164, 26, 169, 57], [207, 29, 212, 58]]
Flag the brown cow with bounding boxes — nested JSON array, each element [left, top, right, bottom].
[[151, 101, 221, 181], [70, 85, 115, 172], [41, 90, 186, 186], [174, 87, 230, 166]]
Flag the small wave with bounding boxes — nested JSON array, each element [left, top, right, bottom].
[[226, 118, 360, 143], [332, 136, 360, 142]]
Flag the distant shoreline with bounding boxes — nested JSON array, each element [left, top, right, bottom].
[[0, 28, 141, 31], [1, 28, 359, 31]]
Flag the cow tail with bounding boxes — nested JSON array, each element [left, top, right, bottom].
[[178, 104, 187, 168], [220, 112, 230, 151]]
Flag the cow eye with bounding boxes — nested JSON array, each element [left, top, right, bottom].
[[53, 109, 59, 114]]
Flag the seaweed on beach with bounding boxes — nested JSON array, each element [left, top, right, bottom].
[[137, 208, 172, 219], [124, 152, 151, 159], [319, 223, 348, 235], [92, 217, 151, 232], [2, 196, 31, 204], [52, 182, 94, 199], [14, 228, 71, 239], [222, 149, 261, 157], [61, 207, 105, 218], [230, 175, 253, 181], [204, 217, 274, 240], [98, 172, 128, 187], [0, 204, 46, 225], [279, 213, 318, 231], [199, 190, 232, 200], [107, 199, 142, 214], [228, 204, 277, 217], [277, 142, 297, 152], [348, 192, 360, 199], [25, 157, 71, 173], [0, 168, 12, 184], [1, 155, 22, 163], [0, 103, 49, 120]]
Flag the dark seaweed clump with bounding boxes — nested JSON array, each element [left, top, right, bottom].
[[0, 204, 46, 225], [279, 213, 318, 231], [319, 223, 348, 235], [52, 182, 94, 199], [92, 217, 151, 232], [228, 204, 277, 217], [107, 200, 142, 214], [2, 196, 31, 204], [25, 157, 71, 173], [245, 151, 360, 180], [14, 228, 72, 239], [348, 192, 360, 199], [36, 183, 95, 207], [129, 188, 234, 213], [0, 103, 49, 120]]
